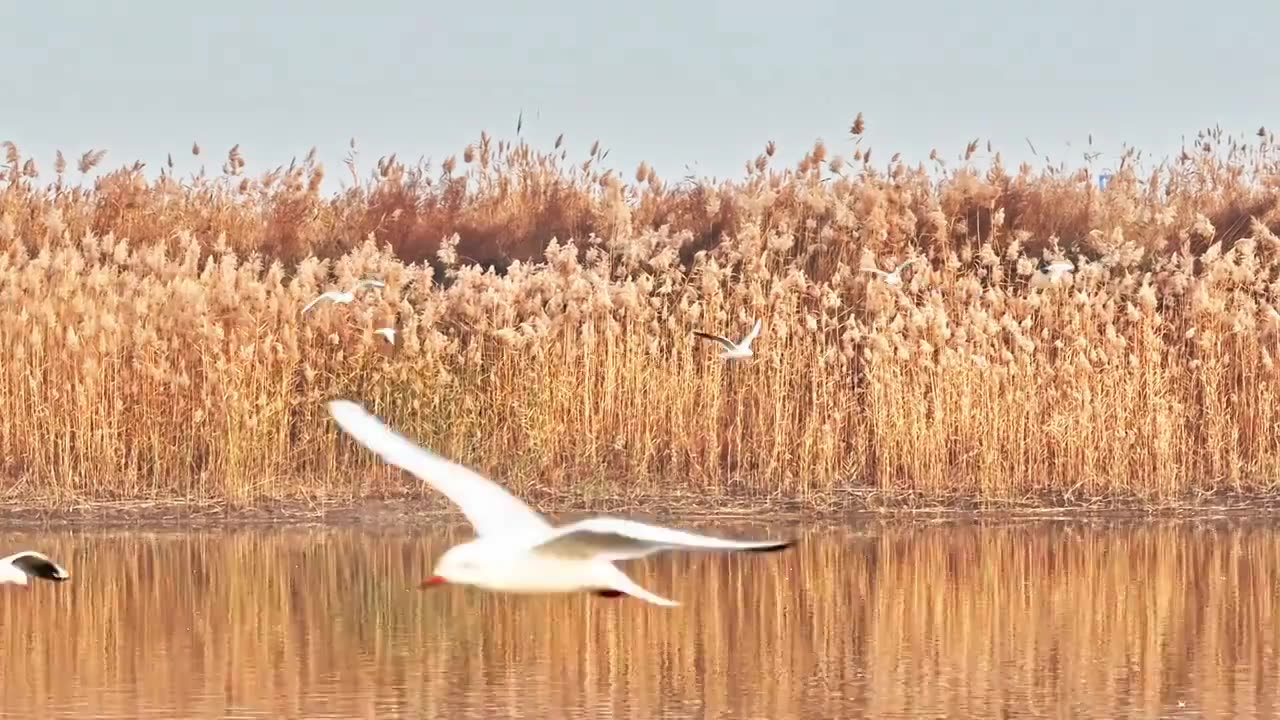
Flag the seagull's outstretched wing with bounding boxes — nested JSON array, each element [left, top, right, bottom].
[[1, 551, 69, 582], [741, 318, 763, 346], [529, 517, 794, 561], [326, 401, 551, 536], [692, 331, 737, 350], [302, 291, 342, 314], [354, 279, 387, 291]]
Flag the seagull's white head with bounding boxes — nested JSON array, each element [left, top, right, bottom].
[[420, 541, 489, 589]]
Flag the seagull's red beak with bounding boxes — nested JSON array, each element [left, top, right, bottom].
[[419, 575, 447, 589]]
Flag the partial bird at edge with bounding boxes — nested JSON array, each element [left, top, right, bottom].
[[0, 551, 70, 586]]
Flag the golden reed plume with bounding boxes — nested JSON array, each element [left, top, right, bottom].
[[1, 121, 1279, 510]]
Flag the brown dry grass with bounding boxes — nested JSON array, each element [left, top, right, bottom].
[[1, 521, 1276, 717], [3, 122, 1280, 510]]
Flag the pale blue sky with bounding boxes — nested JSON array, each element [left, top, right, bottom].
[[3, 1, 1276, 190]]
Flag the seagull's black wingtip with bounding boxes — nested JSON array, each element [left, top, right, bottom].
[[745, 539, 796, 554]]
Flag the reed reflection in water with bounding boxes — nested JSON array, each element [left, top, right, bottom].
[[0, 519, 1277, 718]]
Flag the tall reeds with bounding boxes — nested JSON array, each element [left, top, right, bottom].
[[2, 123, 1279, 509]]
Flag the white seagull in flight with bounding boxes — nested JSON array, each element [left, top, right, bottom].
[[692, 318, 763, 360], [1043, 258, 1075, 277], [326, 400, 793, 606], [302, 278, 387, 314]]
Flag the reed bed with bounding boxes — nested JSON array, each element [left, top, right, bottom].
[[3, 123, 1280, 509], [1, 522, 1276, 717]]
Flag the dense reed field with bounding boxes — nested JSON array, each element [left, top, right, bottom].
[[2, 122, 1280, 510]]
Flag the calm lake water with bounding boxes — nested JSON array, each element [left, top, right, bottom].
[[1, 518, 1277, 719]]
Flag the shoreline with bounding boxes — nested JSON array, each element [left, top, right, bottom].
[[2, 493, 1279, 529]]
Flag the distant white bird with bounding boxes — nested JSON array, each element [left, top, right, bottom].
[[861, 257, 922, 287], [1044, 258, 1075, 277], [302, 279, 387, 314], [693, 318, 763, 360], [374, 327, 397, 344], [326, 400, 793, 606], [0, 551, 70, 586]]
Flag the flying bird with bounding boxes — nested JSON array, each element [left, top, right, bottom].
[[0, 551, 70, 586], [326, 400, 793, 606], [692, 318, 763, 360], [374, 327, 397, 344], [302, 279, 387, 314], [861, 257, 922, 287], [1043, 258, 1075, 277]]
